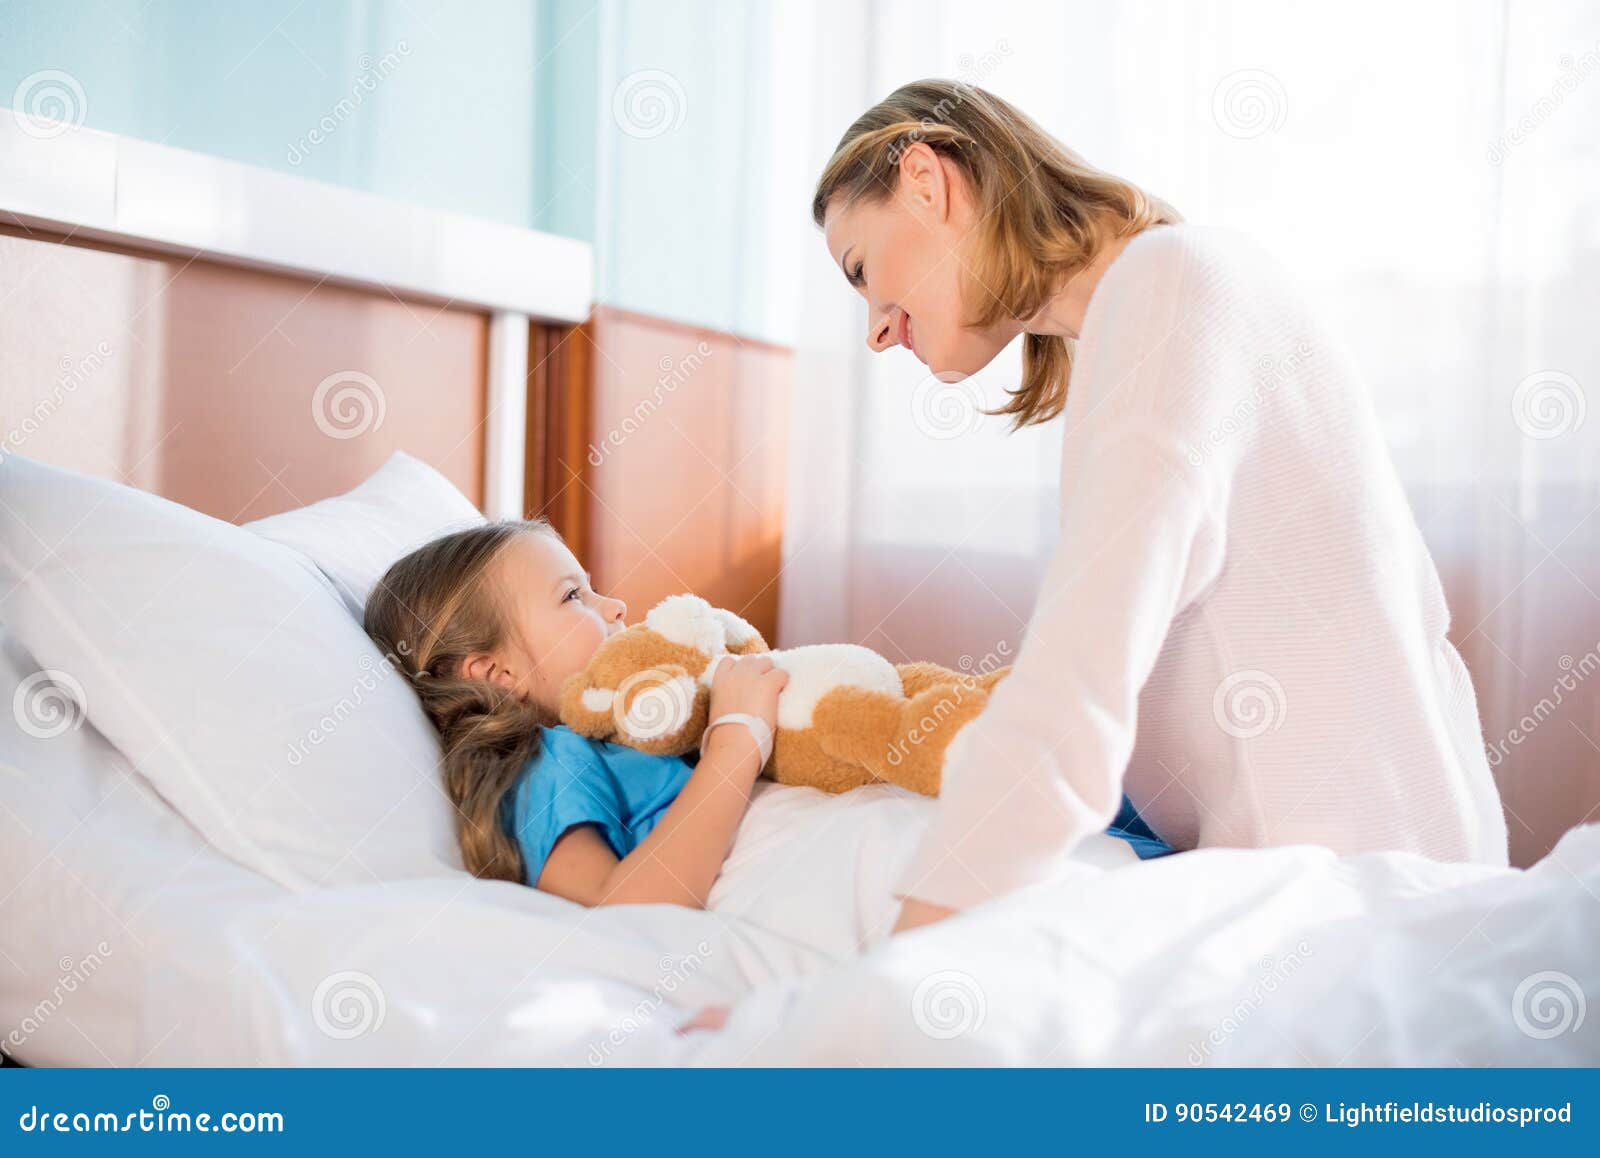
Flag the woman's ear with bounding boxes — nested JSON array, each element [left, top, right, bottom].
[[896, 141, 949, 221]]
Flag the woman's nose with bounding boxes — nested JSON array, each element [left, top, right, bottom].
[[867, 307, 897, 353]]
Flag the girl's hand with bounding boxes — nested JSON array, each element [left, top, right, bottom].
[[675, 1004, 731, 1034], [707, 653, 787, 732]]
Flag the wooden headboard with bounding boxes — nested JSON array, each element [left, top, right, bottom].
[[0, 119, 593, 523], [2, 118, 792, 644]]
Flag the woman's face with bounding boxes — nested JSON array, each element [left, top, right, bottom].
[[822, 143, 1020, 376]]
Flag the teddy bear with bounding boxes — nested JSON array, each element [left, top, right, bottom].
[[557, 594, 1010, 796]]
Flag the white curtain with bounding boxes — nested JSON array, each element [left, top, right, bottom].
[[777, 0, 1600, 865]]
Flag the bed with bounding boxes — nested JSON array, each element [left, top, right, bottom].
[[2, 122, 1596, 1068]]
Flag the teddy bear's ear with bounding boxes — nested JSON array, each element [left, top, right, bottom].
[[711, 607, 768, 655], [643, 594, 728, 657], [557, 668, 619, 741]]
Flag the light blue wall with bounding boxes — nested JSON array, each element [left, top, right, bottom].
[[0, 0, 595, 238], [531, 0, 601, 243], [0, 0, 798, 343], [594, 0, 784, 340]]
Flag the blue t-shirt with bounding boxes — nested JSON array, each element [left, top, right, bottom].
[[1106, 795, 1174, 861], [502, 725, 1177, 887], [502, 725, 694, 886]]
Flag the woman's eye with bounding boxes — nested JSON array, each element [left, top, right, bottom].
[[849, 262, 865, 287], [563, 587, 580, 603]]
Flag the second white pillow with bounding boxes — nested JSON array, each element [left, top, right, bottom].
[[245, 451, 486, 620]]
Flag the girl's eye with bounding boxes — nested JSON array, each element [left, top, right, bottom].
[[563, 587, 581, 603], [849, 262, 865, 288]]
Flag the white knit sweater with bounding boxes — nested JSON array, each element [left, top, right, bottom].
[[896, 224, 1509, 913]]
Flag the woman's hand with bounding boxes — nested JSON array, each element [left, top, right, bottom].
[[892, 895, 959, 934]]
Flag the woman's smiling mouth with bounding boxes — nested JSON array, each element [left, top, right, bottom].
[[898, 312, 922, 363]]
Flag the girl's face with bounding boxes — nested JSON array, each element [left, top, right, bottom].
[[822, 143, 1020, 377], [461, 532, 627, 715]]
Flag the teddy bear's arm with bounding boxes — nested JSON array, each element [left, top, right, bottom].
[[895, 660, 1012, 697], [807, 681, 993, 797]]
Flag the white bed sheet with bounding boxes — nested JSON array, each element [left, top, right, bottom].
[[690, 825, 1599, 1066], [3, 630, 1595, 1066]]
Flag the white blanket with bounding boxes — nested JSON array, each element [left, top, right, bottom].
[[706, 780, 1141, 958], [4, 674, 1595, 1066], [689, 826, 1599, 1066]]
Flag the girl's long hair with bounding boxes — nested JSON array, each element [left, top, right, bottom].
[[811, 78, 1181, 430], [364, 520, 558, 884]]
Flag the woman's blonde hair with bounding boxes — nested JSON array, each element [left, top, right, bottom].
[[812, 79, 1181, 429], [364, 520, 560, 884]]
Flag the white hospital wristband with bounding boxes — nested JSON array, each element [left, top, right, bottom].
[[699, 713, 773, 770]]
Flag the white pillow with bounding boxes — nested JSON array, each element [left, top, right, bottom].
[[0, 626, 283, 1065], [245, 451, 485, 619], [0, 455, 465, 891]]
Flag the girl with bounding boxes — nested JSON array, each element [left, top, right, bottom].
[[811, 80, 1509, 935], [363, 518, 788, 908], [367, 517, 1174, 913]]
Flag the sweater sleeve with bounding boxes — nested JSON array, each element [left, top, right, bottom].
[[892, 231, 1238, 912]]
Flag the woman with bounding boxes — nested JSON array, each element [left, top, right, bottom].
[[811, 80, 1509, 935]]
